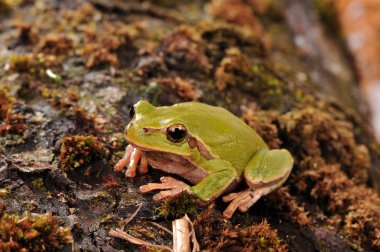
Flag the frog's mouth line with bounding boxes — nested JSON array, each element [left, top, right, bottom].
[[127, 142, 152, 152], [126, 140, 191, 157], [126, 133, 216, 161]]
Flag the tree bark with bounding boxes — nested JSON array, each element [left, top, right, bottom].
[[0, 0, 379, 251]]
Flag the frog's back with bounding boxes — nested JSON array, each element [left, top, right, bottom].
[[167, 102, 268, 171]]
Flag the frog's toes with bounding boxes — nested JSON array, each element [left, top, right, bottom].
[[222, 188, 270, 218], [140, 177, 191, 201], [114, 145, 134, 172], [137, 155, 149, 174], [125, 148, 142, 177]]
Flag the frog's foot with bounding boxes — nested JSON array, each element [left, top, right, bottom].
[[140, 176, 191, 201], [222, 187, 271, 219], [113, 145, 149, 177]]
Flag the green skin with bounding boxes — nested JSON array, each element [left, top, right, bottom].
[[117, 100, 293, 218]]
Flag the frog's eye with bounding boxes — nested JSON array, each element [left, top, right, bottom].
[[129, 105, 135, 118], [166, 124, 187, 143]]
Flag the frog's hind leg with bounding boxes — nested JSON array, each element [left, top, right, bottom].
[[222, 188, 271, 218], [223, 149, 293, 218]]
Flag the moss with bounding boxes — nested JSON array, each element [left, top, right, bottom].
[[0, 0, 11, 14], [161, 26, 211, 74], [155, 192, 198, 219], [58, 135, 109, 172], [265, 187, 311, 226], [0, 212, 73, 251], [14, 22, 38, 45], [279, 107, 370, 183], [242, 105, 378, 249], [313, 0, 341, 36], [0, 189, 8, 198], [8, 54, 36, 74], [301, 164, 380, 250], [38, 34, 73, 55], [207, 0, 262, 34], [100, 174, 118, 188], [0, 89, 14, 120], [38, 87, 110, 136], [31, 178, 44, 190], [81, 22, 137, 69], [194, 205, 287, 251], [214, 47, 252, 91], [155, 77, 197, 101], [68, 107, 100, 135], [0, 90, 27, 136], [243, 108, 282, 149], [244, 106, 371, 181], [6, 53, 52, 79], [201, 23, 265, 65], [108, 133, 126, 152], [250, 65, 291, 109]]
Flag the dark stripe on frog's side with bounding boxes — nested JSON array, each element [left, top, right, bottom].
[[142, 127, 215, 161], [186, 135, 214, 160]]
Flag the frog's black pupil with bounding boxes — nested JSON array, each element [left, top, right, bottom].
[[170, 128, 185, 140], [129, 106, 135, 118], [167, 125, 187, 142]]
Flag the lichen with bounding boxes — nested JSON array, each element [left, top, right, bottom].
[[0, 212, 73, 251]]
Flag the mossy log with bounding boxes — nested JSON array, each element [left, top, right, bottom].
[[0, 0, 379, 251]]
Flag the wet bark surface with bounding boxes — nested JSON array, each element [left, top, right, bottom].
[[0, 0, 379, 251]]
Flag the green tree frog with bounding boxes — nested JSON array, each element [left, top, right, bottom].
[[114, 100, 293, 218]]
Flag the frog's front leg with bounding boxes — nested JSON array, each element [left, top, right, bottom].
[[223, 149, 293, 218], [114, 145, 149, 177], [140, 159, 238, 203]]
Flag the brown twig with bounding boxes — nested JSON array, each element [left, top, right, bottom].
[[150, 221, 173, 235], [109, 228, 172, 251], [120, 203, 142, 230]]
